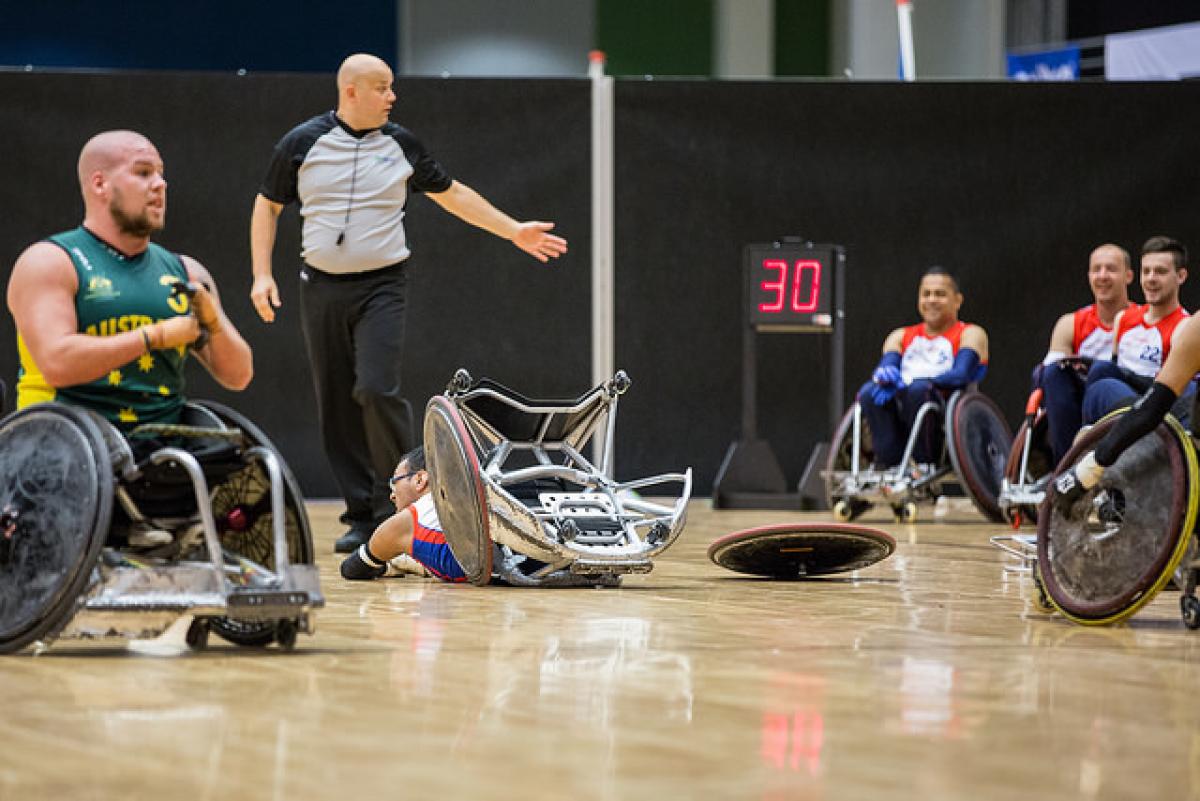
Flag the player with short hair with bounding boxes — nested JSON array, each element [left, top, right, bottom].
[[1080, 235, 1190, 426], [859, 266, 989, 468], [1036, 243, 1134, 464], [340, 446, 466, 583]]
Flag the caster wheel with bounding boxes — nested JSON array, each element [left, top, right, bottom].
[[1031, 572, 1054, 614], [185, 618, 210, 651], [275, 619, 298, 651], [833, 499, 870, 523], [1180, 595, 1200, 630], [893, 502, 918, 524]]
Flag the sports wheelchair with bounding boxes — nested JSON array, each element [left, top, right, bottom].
[[823, 388, 1012, 523], [0, 401, 322, 654], [1035, 408, 1200, 628], [997, 387, 1055, 528], [423, 369, 692, 587]]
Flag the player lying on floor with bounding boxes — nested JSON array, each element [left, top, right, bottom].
[[339, 446, 466, 582]]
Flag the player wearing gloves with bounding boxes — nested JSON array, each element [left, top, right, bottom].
[[859, 267, 989, 469], [1054, 299, 1199, 516]]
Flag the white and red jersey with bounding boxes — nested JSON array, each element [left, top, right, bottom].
[[1072, 302, 1134, 360], [408, 493, 445, 546], [898, 321, 986, 385], [1114, 304, 1189, 377]]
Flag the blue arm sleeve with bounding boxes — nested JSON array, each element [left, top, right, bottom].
[[932, 348, 982, 389], [876, 351, 901, 371]]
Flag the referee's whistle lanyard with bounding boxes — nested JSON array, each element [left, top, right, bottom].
[[336, 140, 362, 246]]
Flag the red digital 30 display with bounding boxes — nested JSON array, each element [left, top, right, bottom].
[[745, 244, 835, 329]]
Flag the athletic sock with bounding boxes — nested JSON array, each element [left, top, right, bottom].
[[340, 544, 388, 580]]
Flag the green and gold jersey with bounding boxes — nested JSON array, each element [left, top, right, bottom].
[[17, 226, 193, 429]]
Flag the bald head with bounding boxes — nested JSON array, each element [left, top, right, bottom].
[[337, 53, 391, 90], [335, 54, 396, 130], [77, 130, 157, 193]]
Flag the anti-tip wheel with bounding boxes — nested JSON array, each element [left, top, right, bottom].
[[894, 502, 918, 524], [1181, 595, 1200, 630]]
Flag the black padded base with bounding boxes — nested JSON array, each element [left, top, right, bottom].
[[708, 523, 895, 578]]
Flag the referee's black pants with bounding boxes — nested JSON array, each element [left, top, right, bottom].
[[299, 262, 415, 533]]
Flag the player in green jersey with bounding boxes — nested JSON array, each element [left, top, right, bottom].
[[6, 130, 253, 428]]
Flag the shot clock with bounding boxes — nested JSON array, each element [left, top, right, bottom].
[[713, 239, 845, 509], [745, 242, 836, 331]]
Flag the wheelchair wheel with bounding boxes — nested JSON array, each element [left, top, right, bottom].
[[824, 404, 875, 514], [1037, 413, 1198, 625], [1002, 413, 1052, 526], [424, 395, 493, 586], [946, 391, 1013, 523], [194, 401, 314, 647], [0, 404, 113, 653]]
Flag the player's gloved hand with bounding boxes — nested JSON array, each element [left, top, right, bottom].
[[872, 365, 902, 387], [1052, 451, 1104, 517], [187, 282, 222, 333], [144, 317, 201, 351], [870, 365, 904, 405]]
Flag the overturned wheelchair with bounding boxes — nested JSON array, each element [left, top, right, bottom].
[[0, 401, 322, 654], [823, 389, 1012, 523], [423, 369, 692, 587], [1036, 410, 1200, 628]]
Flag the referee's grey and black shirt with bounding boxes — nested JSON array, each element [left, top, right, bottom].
[[260, 111, 453, 275]]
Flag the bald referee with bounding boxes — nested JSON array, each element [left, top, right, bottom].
[[250, 53, 568, 553]]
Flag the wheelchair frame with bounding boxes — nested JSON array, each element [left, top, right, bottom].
[[997, 388, 1053, 528], [823, 389, 1011, 524], [0, 401, 322, 653], [425, 369, 692, 587]]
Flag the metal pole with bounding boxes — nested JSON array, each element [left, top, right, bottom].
[[831, 248, 846, 435], [897, 0, 916, 81], [590, 50, 615, 472]]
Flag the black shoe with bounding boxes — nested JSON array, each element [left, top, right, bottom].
[[334, 528, 371, 553]]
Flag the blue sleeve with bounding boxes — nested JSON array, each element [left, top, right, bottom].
[[876, 351, 901, 371], [932, 348, 982, 389]]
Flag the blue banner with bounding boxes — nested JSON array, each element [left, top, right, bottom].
[[1007, 46, 1080, 81]]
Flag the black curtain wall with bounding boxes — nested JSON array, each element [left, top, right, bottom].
[[2, 73, 1198, 495]]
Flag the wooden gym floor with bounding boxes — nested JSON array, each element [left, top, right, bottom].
[[2, 499, 1198, 800]]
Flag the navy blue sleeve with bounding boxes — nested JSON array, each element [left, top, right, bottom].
[[388, 125, 453, 194], [931, 348, 982, 389], [259, 113, 334, 205]]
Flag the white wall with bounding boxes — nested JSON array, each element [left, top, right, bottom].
[[832, 0, 1005, 79], [714, 0, 775, 78], [399, 0, 594, 77]]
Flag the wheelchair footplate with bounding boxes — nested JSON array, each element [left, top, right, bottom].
[[60, 550, 323, 642]]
